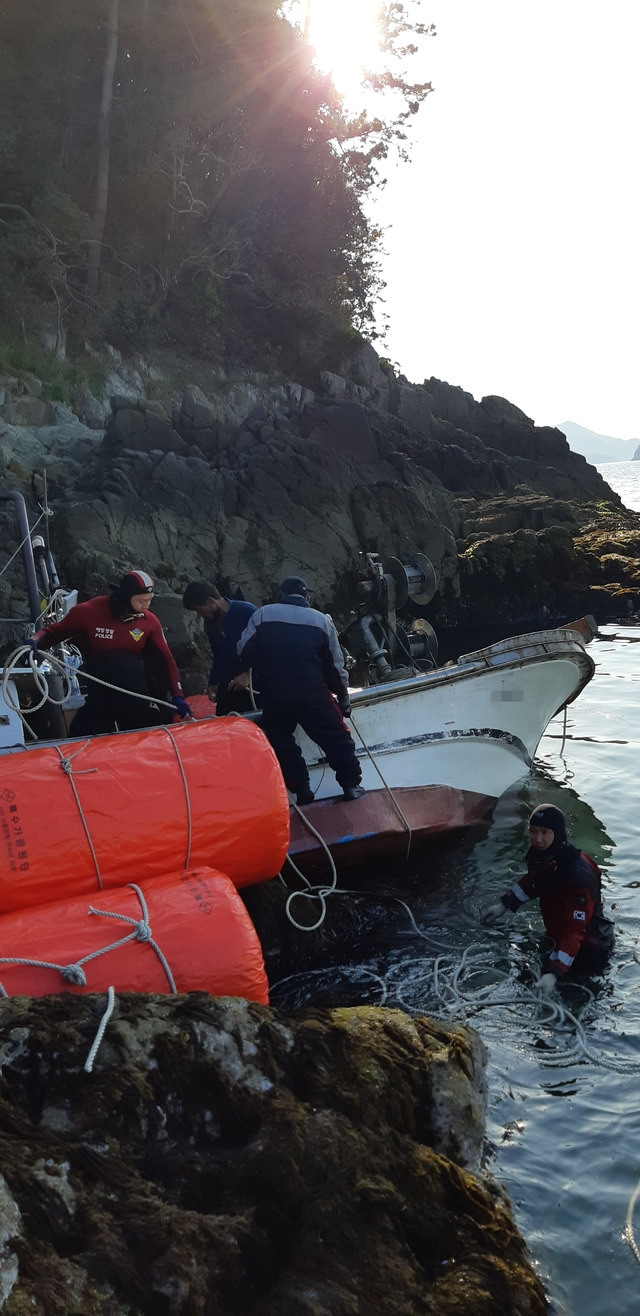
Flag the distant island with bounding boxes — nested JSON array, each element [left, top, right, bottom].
[[557, 420, 640, 463]]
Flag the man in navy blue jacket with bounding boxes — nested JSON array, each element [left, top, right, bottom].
[[183, 581, 257, 714], [236, 576, 364, 806]]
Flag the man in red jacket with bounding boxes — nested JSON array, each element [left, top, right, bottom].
[[481, 803, 614, 991], [30, 570, 190, 736]]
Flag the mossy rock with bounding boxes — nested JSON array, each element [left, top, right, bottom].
[[0, 994, 547, 1316]]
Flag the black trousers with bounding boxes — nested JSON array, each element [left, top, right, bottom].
[[260, 687, 361, 795], [69, 652, 169, 736], [69, 690, 168, 736]]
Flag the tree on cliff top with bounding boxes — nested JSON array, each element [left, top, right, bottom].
[[0, 0, 432, 375]]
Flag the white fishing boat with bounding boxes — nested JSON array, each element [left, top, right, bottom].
[[305, 624, 594, 800], [287, 554, 596, 867]]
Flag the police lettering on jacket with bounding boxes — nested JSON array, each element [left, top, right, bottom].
[[33, 595, 183, 696]]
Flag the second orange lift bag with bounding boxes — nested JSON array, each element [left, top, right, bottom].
[[0, 867, 269, 1003]]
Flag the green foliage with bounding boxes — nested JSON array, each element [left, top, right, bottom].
[[0, 333, 106, 404], [0, 336, 60, 385], [0, 0, 432, 373]]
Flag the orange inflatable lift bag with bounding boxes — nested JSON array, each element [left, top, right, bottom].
[[0, 718, 289, 914], [0, 868, 269, 1004], [186, 694, 217, 720]]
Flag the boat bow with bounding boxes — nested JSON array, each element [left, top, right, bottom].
[[302, 624, 594, 799]]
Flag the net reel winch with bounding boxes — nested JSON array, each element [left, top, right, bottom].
[[341, 552, 439, 684]]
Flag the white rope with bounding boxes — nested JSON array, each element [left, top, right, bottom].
[[1, 641, 190, 745], [280, 805, 404, 933], [84, 986, 116, 1073], [43, 649, 177, 711], [348, 711, 413, 859], [1, 645, 74, 741], [282, 802, 341, 931], [0, 884, 176, 995], [88, 883, 177, 993], [278, 709, 415, 932], [54, 742, 103, 888], [626, 1176, 640, 1265], [273, 886, 640, 1077], [0, 959, 89, 985], [160, 726, 193, 868], [278, 804, 418, 934]]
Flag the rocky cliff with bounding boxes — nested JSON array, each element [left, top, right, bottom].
[[0, 993, 546, 1315], [2, 341, 640, 684]]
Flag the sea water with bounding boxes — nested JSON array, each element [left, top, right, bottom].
[[273, 630, 640, 1314], [478, 627, 640, 1315], [598, 460, 640, 513], [271, 468, 640, 1314]]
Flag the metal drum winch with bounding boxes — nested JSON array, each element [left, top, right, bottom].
[[341, 551, 439, 684]]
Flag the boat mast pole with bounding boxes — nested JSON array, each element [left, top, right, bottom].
[[0, 491, 41, 624]]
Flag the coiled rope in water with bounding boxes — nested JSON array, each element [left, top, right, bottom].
[[273, 902, 640, 1077]]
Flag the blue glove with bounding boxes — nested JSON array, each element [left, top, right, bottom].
[[172, 695, 192, 720], [25, 638, 39, 654]]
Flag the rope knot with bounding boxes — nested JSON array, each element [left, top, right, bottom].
[[134, 920, 152, 943], [60, 963, 87, 987], [59, 757, 73, 776]]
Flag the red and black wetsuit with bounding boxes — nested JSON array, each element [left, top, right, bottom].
[[34, 595, 183, 736], [501, 844, 614, 978]]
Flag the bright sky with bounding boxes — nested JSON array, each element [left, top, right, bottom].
[[291, 1, 640, 440]]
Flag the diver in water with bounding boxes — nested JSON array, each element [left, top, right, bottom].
[[481, 803, 614, 991]]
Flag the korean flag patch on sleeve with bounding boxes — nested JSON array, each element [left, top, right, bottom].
[[573, 909, 586, 921]]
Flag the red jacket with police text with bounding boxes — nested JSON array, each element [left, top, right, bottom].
[[33, 595, 183, 697]]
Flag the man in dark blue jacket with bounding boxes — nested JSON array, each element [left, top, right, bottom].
[[183, 581, 257, 714], [236, 576, 364, 806]]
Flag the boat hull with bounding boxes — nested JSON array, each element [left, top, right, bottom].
[[288, 625, 595, 869], [288, 784, 495, 873]]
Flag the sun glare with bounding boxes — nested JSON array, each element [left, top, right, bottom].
[[306, 0, 383, 99]]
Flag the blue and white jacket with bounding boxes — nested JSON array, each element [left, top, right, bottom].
[[237, 594, 348, 701]]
